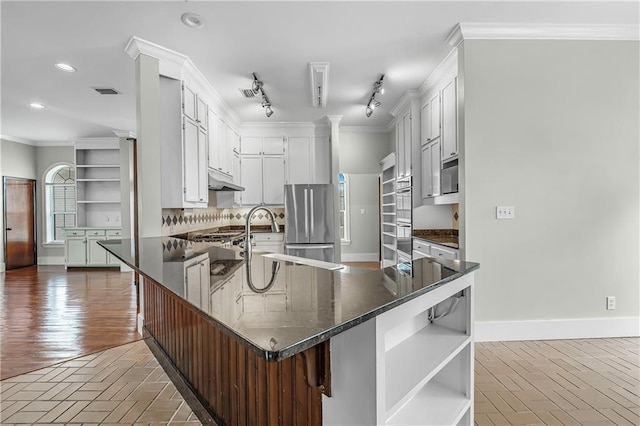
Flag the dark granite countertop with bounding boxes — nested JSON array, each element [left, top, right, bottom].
[[99, 237, 478, 361], [413, 229, 459, 249]]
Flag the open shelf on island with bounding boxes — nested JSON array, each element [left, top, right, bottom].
[[385, 323, 470, 416]]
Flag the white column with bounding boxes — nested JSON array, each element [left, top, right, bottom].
[[326, 115, 342, 262]]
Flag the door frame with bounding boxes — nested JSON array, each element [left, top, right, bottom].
[[3, 176, 37, 269]]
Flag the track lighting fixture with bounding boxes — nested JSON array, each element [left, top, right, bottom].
[[250, 72, 274, 118], [365, 74, 385, 118]]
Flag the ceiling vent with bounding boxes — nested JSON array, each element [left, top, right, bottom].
[[94, 88, 120, 95], [239, 88, 256, 98], [309, 62, 329, 108]]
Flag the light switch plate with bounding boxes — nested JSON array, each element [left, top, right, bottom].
[[496, 206, 515, 219]]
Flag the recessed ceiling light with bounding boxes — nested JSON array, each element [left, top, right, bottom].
[[30, 103, 45, 109], [55, 63, 76, 72], [181, 12, 204, 29]]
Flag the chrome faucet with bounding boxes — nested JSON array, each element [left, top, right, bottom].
[[243, 205, 280, 293]]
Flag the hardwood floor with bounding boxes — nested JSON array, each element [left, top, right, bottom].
[[342, 261, 381, 270], [0, 266, 140, 380]]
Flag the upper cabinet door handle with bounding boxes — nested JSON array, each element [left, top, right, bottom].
[[5, 228, 12, 231]]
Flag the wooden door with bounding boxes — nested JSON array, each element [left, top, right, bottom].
[[3, 177, 36, 269]]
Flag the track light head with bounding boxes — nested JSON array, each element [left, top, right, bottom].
[[265, 105, 274, 117], [366, 105, 374, 118], [365, 74, 385, 117]]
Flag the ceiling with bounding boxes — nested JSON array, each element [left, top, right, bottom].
[[1, 1, 637, 144]]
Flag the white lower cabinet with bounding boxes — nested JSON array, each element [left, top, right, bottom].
[[413, 238, 458, 261], [65, 228, 121, 268], [185, 254, 210, 311], [210, 270, 243, 324]]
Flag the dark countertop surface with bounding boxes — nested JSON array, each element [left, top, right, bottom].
[[100, 237, 478, 361], [413, 229, 459, 249]]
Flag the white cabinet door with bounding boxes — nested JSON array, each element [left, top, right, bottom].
[[197, 97, 208, 131], [262, 156, 285, 205], [421, 103, 430, 145], [403, 111, 412, 177], [421, 143, 432, 199], [197, 127, 208, 202], [441, 78, 458, 162], [186, 261, 203, 308], [182, 84, 197, 122], [106, 230, 122, 266], [287, 137, 311, 184], [86, 236, 107, 266], [396, 120, 405, 179], [208, 110, 222, 171], [222, 125, 234, 175], [66, 237, 86, 266], [430, 140, 441, 197], [240, 155, 263, 205], [263, 137, 284, 155], [242, 137, 262, 155], [183, 118, 201, 203], [233, 152, 242, 207], [429, 92, 441, 142]]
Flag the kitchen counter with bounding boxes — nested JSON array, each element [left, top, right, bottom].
[[413, 229, 459, 249], [100, 237, 477, 361], [99, 237, 479, 425]]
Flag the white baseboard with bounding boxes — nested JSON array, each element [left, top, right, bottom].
[[475, 317, 640, 342], [0, 262, 5, 272], [37, 256, 65, 265], [341, 253, 378, 262]]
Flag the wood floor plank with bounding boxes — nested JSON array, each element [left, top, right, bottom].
[[0, 266, 140, 380]]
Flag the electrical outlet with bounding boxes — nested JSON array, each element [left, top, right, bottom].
[[606, 296, 616, 310], [361, 208, 366, 215], [496, 206, 515, 219]]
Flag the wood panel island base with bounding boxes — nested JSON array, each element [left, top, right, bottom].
[[100, 238, 478, 426]]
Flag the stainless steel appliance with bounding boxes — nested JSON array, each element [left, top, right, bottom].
[[284, 184, 335, 262]]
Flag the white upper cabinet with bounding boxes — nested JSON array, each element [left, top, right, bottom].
[[286, 136, 330, 185], [421, 139, 441, 199], [159, 76, 208, 208], [441, 77, 458, 162], [263, 137, 285, 155], [240, 136, 286, 206], [196, 97, 208, 131], [241, 137, 262, 155], [240, 155, 263, 206], [262, 156, 285, 205], [421, 92, 441, 144]]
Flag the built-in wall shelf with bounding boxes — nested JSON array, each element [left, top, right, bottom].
[[382, 222, 396, 227], [380, 153, 398, 268]]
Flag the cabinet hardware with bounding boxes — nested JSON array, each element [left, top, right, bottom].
[[6, 227, 12, 231], [450, 152, 455, 156]]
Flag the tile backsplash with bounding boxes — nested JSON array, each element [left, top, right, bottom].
[[161, 207, 285, 236]]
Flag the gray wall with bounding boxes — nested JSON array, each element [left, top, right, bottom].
[[35, 146, 74, 262], [1, 139, 37, 270], [339, 130, 392, 259], [462, 40, 639, 322]]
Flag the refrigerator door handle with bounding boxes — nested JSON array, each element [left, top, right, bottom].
[[286, 244, 334, 250], [304, 188, 309, 240], [310, 189, 314, 238]]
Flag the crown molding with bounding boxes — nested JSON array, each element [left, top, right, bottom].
[[447, 23, 640, 46], [1, 134, 36, 146], [340, 126, 390, 134], [113, 130, 137, 139], [418, 48, 458, 97], [124, 36, 241, 125], [388, 90, 419, 118], [240, 122, 329, 130], [326, 115, 343, 126]]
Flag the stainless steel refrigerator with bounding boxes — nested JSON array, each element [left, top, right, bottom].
[[284, 184, 335, 262]]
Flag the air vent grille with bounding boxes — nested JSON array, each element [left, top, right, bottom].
[[239, 88, 256, 98], [94, 88, 120, 95]]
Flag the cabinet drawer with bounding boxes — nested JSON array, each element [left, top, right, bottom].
[[253, 233, 284, 242], [87, 229, 106, 237], [430, 245, 458, 261], [65, 229, 85, 237], [106, 230, 122, 237], [413, 240, 431, 254]]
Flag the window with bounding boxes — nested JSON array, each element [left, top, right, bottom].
[[338, 173, 350, 244], [45, 165, 76, 243]]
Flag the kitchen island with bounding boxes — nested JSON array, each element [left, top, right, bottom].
[[100, 237, 479, 426]]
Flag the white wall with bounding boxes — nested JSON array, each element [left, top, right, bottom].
[[461, 40, 639, 338], [1, 139, 37, 270], [339, 130, 392, 261]]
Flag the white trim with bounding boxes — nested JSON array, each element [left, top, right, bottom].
[[340, 126, 390, 134], [37, 256, 65, 265], [0, 263, 5, 273], [418, 49, 458, 98], [309, 62, 329, 108], [388, 90, 419, 118], [447, 23, 640, 46], [1, 134, 36, 145], [475, 317, 640, 342], [124, 36, 241, 126], [137, 312, 144, 336], [113, 130, 136, 138], [341, 253, 379, 262]]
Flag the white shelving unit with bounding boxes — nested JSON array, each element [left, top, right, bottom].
[[323, 271, 475, 426], [75, 139, 121, 227], [380, 153, 397, 268]]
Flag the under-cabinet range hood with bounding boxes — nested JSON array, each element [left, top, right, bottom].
[[208, 171, 244, 191]]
